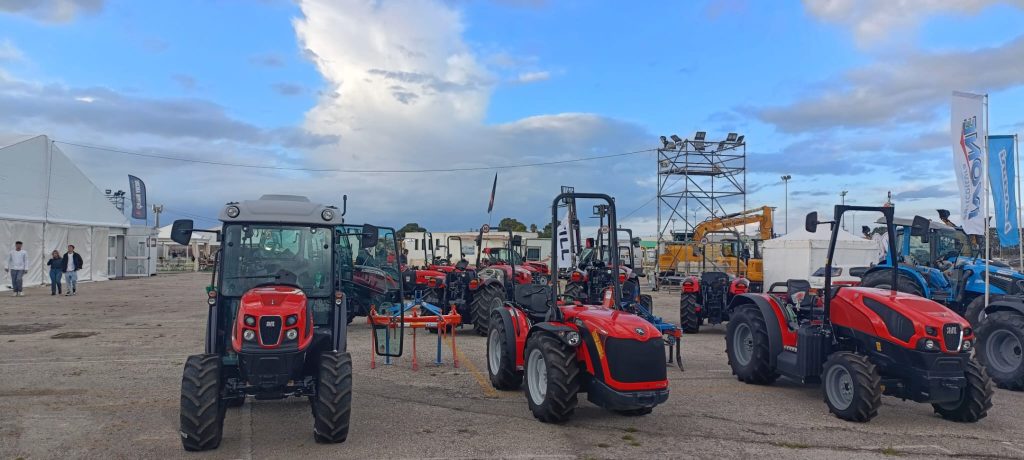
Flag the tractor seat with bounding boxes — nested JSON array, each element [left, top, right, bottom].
[[514, 284, 554, 320], [701, 271, 730, 286], [786, 279, 812, 306]]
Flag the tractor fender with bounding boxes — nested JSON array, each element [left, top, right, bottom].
[[863, 265, 931, 298], [492, 306, 529, 369], [984, 297, 1024, 317], [529, 322, 581, 348], [728, 293, 783, 369]]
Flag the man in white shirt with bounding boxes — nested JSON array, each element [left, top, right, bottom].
[[5, 241, 28, 297]]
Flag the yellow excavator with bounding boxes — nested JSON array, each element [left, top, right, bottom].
[[658, 206, 775, 291]]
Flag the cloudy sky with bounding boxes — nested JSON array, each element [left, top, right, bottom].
[[1, 0, 1023, 235]]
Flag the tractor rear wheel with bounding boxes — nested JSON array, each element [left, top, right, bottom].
[[312, 351, 353, 443], [822, 352, 881, 423], [964, 295, 1000, 328], [524, 334, 580, 423], [680, 293, 700, 334], [470, 284, 504, 337], [564, 282, 584, 301], [975, 311, 1024, 391], [725, 307, 778, 384], [932, 358, 993, 422], [179, 354, 225, 451], [487, 314, 523, 390], [860, 270, 922, 297]]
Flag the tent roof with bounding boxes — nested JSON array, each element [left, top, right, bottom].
[[0, 134, 130, 228], [763, 223, 876, 249]]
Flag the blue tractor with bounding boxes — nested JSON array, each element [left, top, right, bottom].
[[860, 215, 1024, 390]]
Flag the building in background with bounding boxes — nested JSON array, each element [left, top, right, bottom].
[[0, 134, 135, 290], [402, 231, 549, 267]]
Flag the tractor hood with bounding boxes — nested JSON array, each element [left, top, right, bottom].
[[562, 304, 662, 341], [838, 287, 968, 329], [522, 261, 550, 275]]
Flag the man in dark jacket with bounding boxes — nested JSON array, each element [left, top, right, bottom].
[[62, 245, 84, 296]]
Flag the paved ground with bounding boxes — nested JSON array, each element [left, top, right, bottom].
[[2, 273, 1024, 459]]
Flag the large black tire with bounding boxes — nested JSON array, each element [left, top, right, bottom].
[[822, 352, 881, 422], [932, 358, 993, 422], [725, 307, 778, 384], [680, 293, 700, 334], [470, 284, 504, 337], [179, 354, 225, 451], [564, 282, 584, 301], [860, 270, 923, 297], [312, 351, 353, 443], [523, 334, 580, 423], [487, 314, 523, 390], [975, 311, 1024, 391], [964, 295, 1000, 328]]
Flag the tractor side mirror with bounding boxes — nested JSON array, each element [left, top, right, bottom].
[[512, 235, 523, 246], [631, 237, 642, 248], [171, 219, 194, 245], [361, 224, 379, 248], [911, 216, 930, 243], [805, 212, 819, 233]]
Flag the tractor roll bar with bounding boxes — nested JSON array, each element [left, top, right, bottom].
[[551, 192, 620, 310]]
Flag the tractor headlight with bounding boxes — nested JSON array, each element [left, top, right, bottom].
[[285, 329, 298, 340], [321, 209, 335, 221], [244, 315, 256, 326], [962, 339, 973, 351], [242, 329, 256, 341], [225, 205, 240, 218], [564, 331, 581, 346], [917, 338, 939, 352], [286, 315, 298, 326]]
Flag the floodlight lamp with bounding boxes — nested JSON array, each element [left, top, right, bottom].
[[726, 132, 738, 142], [670, 134, 683, 143], [694, 131, 706, 141], [736, 135, 745, 144]]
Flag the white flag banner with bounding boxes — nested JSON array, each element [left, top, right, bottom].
[[951, 91, 987, 236], [556, 211, 574, 268]]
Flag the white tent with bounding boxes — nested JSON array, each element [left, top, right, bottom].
[[0, 134, 131, 290], [762, 224, 878, 289]]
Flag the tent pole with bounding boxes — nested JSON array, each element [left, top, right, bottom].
[[42, 137, 55, 286]]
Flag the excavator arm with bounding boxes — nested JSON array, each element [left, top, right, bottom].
[[692, 206, 774, 242]]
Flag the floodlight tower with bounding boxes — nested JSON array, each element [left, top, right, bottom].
[[655, 131, 747, 288]]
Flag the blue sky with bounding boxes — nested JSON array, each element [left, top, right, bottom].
[[1, 0, 1023, 236]]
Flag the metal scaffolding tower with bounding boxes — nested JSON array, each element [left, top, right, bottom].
[[655, 132, 747, 283]]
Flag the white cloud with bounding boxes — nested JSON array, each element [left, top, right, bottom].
[[512, 70, 551, 84], [0, 39, 22, 62], [751, 35, 1024, 132], [803, 0, 1024, 45], [0, 0, 104, 23]]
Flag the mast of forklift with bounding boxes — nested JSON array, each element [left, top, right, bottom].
[[821, 205, 897, 319], [550, 193, 620, 314]]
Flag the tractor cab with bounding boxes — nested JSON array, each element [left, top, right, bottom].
[[172, 194, 352, 451]]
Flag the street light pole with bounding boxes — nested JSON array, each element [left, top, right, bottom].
[[781, 175, 792, 234], [840, 190, 848, 230]]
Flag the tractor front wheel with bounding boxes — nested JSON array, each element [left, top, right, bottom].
[[179, 354, 225, 451], [487, 314, 523, 390], [932, 358, 993, 422], [975, 311, 1024, 391], [964, 295, 1001, 328], [470, 284, 504, 337], [822, 352, 881, 423], [312, 351, 353, 443], [524, 334, 580, 423], [680, 293, 701, 334], [725, 307, 778, 384]]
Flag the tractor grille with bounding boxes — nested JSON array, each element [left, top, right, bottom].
[[259, 316, 282, 346], [942, 323, 962, 352], [604, 337, 667, 383]]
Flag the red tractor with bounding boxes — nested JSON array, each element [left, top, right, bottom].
[[468, 229, 551, 336], [487, 192, 670, 422], [724, 205, 993, 422], [679, 233, 750, 333], [171, 195, 353, 450]]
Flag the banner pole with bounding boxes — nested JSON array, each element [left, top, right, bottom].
[[984, 94, 991, 308], [1017, 133, 1023, 270]]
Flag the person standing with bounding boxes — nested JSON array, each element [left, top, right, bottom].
[[5, 241, 29, 297], [62, 245, 84, 296], [46, 250, 64, 295]]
